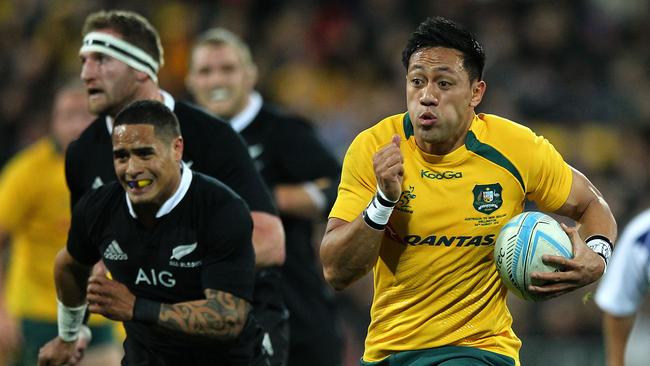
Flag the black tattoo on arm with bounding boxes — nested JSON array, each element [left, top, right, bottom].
[[158, 289, 250, 340]]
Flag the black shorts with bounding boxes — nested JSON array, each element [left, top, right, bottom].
[[253, 305, 290, 366]]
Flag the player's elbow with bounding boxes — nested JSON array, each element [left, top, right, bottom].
[[323, 270, 345, 291], [320, 242, 354, 290], [319, 218, 370, 290], [226, 310, 249, 340], [211, 302, 251, 341], [322, 264, 355, 291], [251, 211, 286, 267]]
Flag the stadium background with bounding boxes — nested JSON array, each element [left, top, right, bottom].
[[0, 0, 648, 365]]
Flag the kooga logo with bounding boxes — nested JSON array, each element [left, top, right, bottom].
[[421, 170, 462, 180]]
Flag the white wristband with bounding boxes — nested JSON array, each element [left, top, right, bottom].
[[365, 196, 394, 226], [57, 300, 88, 342], [362, 190, 397, 230], [79, 324, 93, 343]]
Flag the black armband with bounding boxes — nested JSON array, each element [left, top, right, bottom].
[[133, 297, 161, 324]]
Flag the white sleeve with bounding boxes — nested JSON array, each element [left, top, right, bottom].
[[595, 210, 650, 316]]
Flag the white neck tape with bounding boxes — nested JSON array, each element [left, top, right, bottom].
[[80, 31, 160, 83]]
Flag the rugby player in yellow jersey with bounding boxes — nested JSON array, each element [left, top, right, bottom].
[[320, 17, 617, 366], [0, 84, 122, 365]]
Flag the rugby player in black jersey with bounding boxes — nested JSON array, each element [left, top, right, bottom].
[[57, 10, 285, 364], [38, 100, 262, 365], [186, 28, 343, 366]]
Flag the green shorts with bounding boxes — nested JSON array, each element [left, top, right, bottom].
[[11, 318, 116, 366], [360, 346, 516, 366]]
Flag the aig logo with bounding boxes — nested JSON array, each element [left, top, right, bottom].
[[421, 170, 462, 180], [135, 268, 176, 288]]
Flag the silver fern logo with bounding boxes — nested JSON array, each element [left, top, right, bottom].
[[169, 243, 201, 268], [170, 243, 197, 260]]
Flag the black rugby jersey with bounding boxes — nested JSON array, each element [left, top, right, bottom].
[[65, 100, 275, 215], [238, 103, 343, 365], [67, 171, 258, 365], [65, 97, 285, 358]]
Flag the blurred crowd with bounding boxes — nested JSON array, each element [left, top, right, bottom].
[[1, 0, 649, 365]]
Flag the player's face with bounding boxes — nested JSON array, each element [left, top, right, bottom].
[[80, 29, 141, 117], [406, 47, 485, 155], [51, 89, 93, 151], [112, 124, 183, 207], [186, 43, 256, 119]]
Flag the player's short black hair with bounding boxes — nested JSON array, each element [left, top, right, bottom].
[[83, 10, 164, 67], [402, 17, 485, 82], [114, 100, 181, 143]]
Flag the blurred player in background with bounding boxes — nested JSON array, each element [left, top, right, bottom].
[[186, 28, 343, 366], [596, 208, 650, 366], [320, 16, 617, 365], [38, 100, 259, 366], [61, 9, 285, 364], [0, 83, 121, 365]]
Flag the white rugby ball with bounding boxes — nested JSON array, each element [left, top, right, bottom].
[[494, 211, 573, 301]]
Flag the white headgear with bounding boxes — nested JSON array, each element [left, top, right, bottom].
[[80, 31, 160, 83]]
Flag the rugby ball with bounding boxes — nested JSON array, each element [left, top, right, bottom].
[[494, 211, 573, 301]]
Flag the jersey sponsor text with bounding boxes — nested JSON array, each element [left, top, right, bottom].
[[403, 234, 495, 247], [135, 268, 176, 288]]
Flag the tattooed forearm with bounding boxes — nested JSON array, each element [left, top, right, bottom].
[[158, 289, 250, 340]]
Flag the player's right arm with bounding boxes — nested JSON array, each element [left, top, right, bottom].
[[320, 218, 384, 290], [37, 249, 93, 366], [39, 187, 103, 366], [54, 249, 92, 310], [321, 134, 403, 290]]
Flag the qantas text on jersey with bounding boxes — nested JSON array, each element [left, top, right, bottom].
[[402, 234, 495, 246]]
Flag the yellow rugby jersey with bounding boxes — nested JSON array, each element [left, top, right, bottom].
[[330, 113, 572, 363], [0, 138, 106, 325]]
